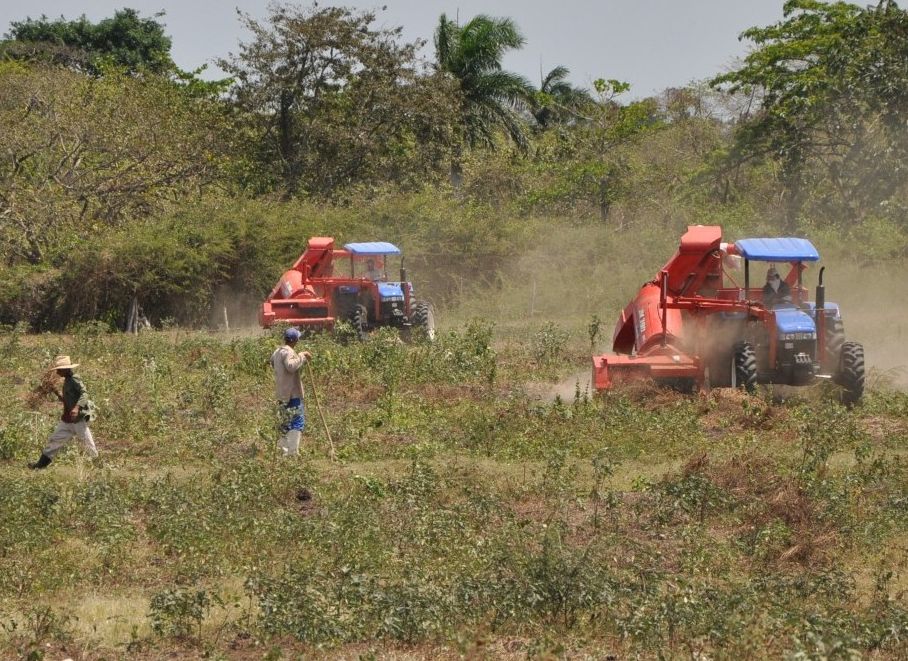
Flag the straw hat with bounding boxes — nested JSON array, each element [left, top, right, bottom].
[[48, 355, 79, 371]]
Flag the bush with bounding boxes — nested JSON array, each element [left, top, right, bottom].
[[149, 588, 219, 641]]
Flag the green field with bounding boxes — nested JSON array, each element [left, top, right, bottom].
[[1, 318, 905, 659]]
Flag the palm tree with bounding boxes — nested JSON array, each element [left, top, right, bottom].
[[434, 14, 533, 182], [532, 65, 594, 129]]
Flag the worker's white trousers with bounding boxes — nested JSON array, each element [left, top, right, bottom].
[[43, 421, 98, 459], [279, 430, 302, 457]]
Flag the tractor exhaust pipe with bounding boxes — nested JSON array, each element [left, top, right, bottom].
[[815, 266, 825, 310], [815, 266, 827, 367]]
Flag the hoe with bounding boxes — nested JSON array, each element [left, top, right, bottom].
[[592, 225, 864, 403]]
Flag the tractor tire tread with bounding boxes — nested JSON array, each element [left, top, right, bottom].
[[733, 341, 758, 393], [350, 304, 368, 341], [824, 317, 845, 372], [838, 341, 864, 405], [411, 301, 435, 341]]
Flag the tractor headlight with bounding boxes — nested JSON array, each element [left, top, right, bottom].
[[780, 332, 816, 341]]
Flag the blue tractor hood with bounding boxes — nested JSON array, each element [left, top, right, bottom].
[[378, 282, 405, 299], [774, 307, 816, 334]]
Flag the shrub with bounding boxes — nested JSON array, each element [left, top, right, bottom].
[[149, 588, 219, 641]]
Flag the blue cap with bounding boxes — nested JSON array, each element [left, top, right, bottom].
[[283, 328, 301, 342]]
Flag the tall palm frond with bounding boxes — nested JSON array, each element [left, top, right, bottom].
[[434, 14, 456, 72], [532, 65, 594, 128], [434, 14, 533, 150], [541, 65, 570, 93]]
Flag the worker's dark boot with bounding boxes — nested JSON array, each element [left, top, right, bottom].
[[28, 454, 52, 470]]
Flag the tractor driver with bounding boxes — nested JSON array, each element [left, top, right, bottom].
[[762, 265, 792, 308], [365, 259, 383, 281]]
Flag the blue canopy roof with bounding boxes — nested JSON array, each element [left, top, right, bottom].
[[343, 242, 401, 255], [735, 237, 820, 262]]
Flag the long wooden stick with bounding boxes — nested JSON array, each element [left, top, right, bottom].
[[304, 361, 336, 461]]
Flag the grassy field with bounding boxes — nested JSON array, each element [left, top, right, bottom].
[[0, 318, 905, 660]]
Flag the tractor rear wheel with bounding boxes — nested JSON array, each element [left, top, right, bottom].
[[411, 302, 436, 341], [836, 341, 865, 405], [823, 317, 845, 373], [731, 341, 757, 393], [350, 304, 368, 341]]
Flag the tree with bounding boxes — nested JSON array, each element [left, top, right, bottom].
[[3, 8, 174, 75], [517, 78, 665, 224], [0, 63, 231, 265], [531, 66, 594, 129], [220, 4, 456, 197], [712, 0, 908, 228], [434, 13, 533, 182]]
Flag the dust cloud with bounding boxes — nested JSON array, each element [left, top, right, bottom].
[[210, 286, 268, 334], [525, 369, 593, 403], [443, 221, 675, 333], [816, 255, 908, 388]]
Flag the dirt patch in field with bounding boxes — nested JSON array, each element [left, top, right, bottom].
[[329, 382, 384, 405], [690, 451, 839, 566], [698, 388, 787, 436]]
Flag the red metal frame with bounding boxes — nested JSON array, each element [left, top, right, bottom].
[[593, 293, 775, 390]]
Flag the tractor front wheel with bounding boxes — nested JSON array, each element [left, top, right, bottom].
[[823, 317, 845, 374], [350, 304, 368, 341], [731, 341, 757, 393], [411, 302, 436, 341], [836, 341, 865, 405]]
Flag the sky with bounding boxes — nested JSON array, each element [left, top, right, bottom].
[[0, 0, 787, 97]]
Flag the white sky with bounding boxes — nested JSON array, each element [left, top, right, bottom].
[[0, 0, 787, 97]]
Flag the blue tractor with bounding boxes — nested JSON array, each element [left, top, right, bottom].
[[709, 236, 865, 403], [340, 242, 435, 340]]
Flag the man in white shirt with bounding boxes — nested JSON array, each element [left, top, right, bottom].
[[270, 328, 312, 456]]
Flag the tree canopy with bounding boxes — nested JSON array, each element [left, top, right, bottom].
[[434, 14, 534, 151], [0, 62, 230, 265], [220, 4, 456, 197], [3, 8, 174, 74], [531, 65, 595, 129], [713, 0, 908, 226]]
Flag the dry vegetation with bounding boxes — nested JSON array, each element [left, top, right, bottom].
[[0, 301, 905, 658]]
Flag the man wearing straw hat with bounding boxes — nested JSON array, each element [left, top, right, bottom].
[[29, 355, 99, 469], [270, 328, 311, 456]]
